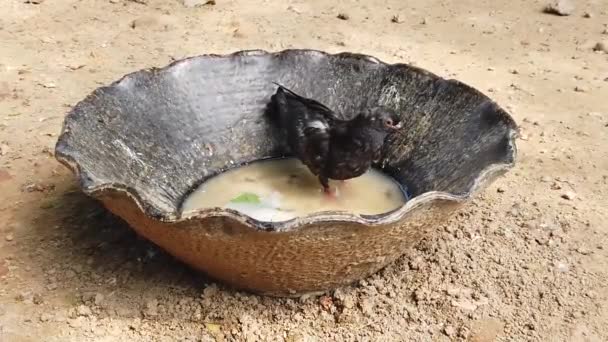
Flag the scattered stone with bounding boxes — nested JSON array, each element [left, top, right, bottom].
[[76, 305, 93, 317], [337, 13, 349, 20], [409, 257, 424, 270], [561, 191, 576, 200], [183, 0, 215, 7], [23, 182, 55, 192], [0, 143, 11, 156], [15, 292, 32, 303], [574, 86, 588, 93], [143, 299, 159, 317], [39, 313, 52, 322], [576, 247, 591, 255], [68, 317, 85, 328], [421, 17, 428, 25], [5, 233, 14, 242], [33, 293, 44, 305], [287, 5, 302, 14], [443, 325, 457, 338], [587, 112, 605, 120], [582, 12, 592, 18], [497, 187, 505, 193], [94, 293, 105, 306], [319, 295, 333, 311], [38, 82, 56, 89], [593, 41, 608, 53], [24, 0, 45, 4], [391, 15, 403, 23], [358, 298, 374, 316], [555, 262, 569, 273], [333, 289, 355, 309], [451, 299, 478, 311], [509, 69, 520, 74], [202, 284, 218, 298], [543, 0, 575, 16]]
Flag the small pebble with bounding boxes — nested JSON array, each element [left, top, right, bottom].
[[574, 86, 588, 93], [183, 0, 215, 7], [76, 305, 93, 317], [337, 13, 349, 20], [391, 15, 403, 23], [556, 262, 569, 272], [543, 0, 575, 16], [576, 247, 591, 255], [5, 234, 14, 242], [202, 284, 218, 298], [33, 293, 44, 305], [143, 299, 159, 317], [319, 296, 333, 311], [94, 293, 105, 306], [287, 5, 302, 14], [444, 325, 457, 337], [561, 191, 576, 200], [593, 41, 608, 53]]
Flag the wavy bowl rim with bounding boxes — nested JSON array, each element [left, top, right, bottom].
[[54, 48, 519, 232]]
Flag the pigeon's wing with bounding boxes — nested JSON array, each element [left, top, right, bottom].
[[272, 83, 335, 119], [270, 83, 334, 176], [300, 119, 331, 175]]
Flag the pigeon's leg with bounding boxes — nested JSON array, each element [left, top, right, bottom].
[[319, 175, 336, 198]]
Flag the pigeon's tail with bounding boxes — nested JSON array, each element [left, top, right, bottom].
[[266, 83, 289, 127]]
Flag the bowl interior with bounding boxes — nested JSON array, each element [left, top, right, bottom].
[[56, 50, 517, 221]]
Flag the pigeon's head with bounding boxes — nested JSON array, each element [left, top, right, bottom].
[[367, 106, 403, 133]]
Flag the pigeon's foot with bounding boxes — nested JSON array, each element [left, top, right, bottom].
[[323, 186, 337, 199]]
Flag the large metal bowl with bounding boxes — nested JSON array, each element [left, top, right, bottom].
[[55, 49, 518, 297]]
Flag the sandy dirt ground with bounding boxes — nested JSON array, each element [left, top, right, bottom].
[[1, 0, 607, 341]]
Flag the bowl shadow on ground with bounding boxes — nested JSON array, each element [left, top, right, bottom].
[[37, 181, 306, 317], [42, 185, 209, 293]]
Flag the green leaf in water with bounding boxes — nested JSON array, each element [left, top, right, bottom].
[[230, 192, 261, 204]]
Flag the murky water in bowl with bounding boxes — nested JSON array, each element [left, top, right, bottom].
[[181, 158, 407, 222]]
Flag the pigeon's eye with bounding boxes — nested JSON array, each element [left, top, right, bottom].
[[385, 119, 393, 126]]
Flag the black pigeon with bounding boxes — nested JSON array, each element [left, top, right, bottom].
[[267, 83, 402, 195]]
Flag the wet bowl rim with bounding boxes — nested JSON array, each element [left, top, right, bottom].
[[54, 48, 519, 232]]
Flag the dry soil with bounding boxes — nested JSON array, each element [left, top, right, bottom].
[[1, 0, 607, 341]]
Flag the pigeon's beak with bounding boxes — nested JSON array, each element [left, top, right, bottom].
[[390, 122, 403, 131]]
